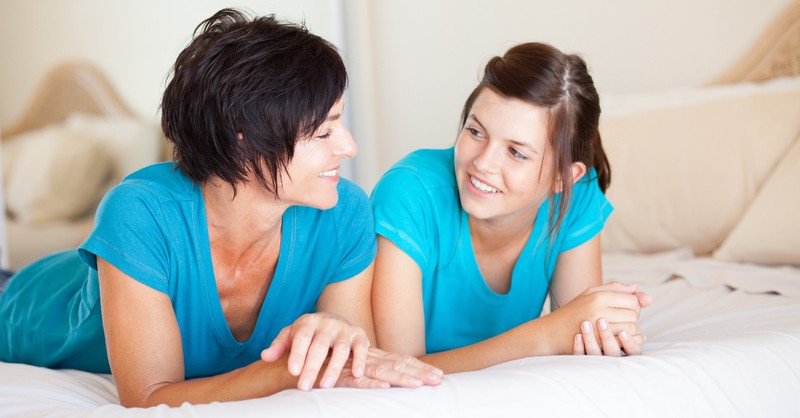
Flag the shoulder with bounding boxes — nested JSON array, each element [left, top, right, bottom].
[[101, 162, 196, 207], [372, 148, 456, 202], [381, 148, 455, 186]]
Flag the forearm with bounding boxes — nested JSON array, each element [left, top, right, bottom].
[[127, 358, 296, 407], [419, 315, 565, 374]]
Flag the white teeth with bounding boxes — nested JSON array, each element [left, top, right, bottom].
[[320, 169, 338, 177], [470, 176, 499, 193]]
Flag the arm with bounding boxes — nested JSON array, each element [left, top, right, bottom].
[[373, 236, 645, 374], [97, 258, 297, 407], [316, 261, 442, 387]]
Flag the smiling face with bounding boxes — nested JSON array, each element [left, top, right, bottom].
[[455, 88, 556, 225], [277, 98, 356, 209]]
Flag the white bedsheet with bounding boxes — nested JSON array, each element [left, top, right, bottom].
[[2, 253, 800, 418]]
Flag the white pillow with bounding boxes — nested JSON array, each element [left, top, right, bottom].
[[3, 125, 114, 225], [600, 78, 800, 255], [64, 113, 164, 181], [713, 136, 800, 266]]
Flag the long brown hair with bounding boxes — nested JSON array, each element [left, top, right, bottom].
[[460, 42, 610, 240]]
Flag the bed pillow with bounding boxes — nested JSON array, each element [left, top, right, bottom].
[[713, 136, 800, 266], [64, 113, 164, 181], [2, 125, 114, 225], [600, 77, 800, 255]]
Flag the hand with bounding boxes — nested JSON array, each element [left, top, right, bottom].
[[307, 348, 443, 390], [260, 312, 370, 391], [547, 281, 650, 354], [572, 318, 644, 356]]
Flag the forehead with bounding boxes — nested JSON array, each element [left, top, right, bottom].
[[469, 89, 549, 147]]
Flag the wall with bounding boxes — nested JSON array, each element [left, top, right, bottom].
[[345, 0, 793, 191], [1, 0, 793, 192], [0, 0, 344, 125]]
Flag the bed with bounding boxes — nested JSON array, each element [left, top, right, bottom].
[[1, 62, 166, 270], [2, 3, 800, 418]]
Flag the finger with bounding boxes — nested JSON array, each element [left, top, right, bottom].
[[618, 330, 642, 355], [261, 326, 291, 362], [286, 325, 315, 377], [365, 353, 428, 388], [609, 322, 640, 338], [379, 352, 443, 385], [296, 331, 335, 391], [573, 334, 586, 355], [319, 336, 352, 389], [338, 374, 390, 389], [597, 318, 621, 357], [589, 281, 638, 294], [350, 334, 370, 378], [580, 321, 602, 355], [636, 291, 654, 308]]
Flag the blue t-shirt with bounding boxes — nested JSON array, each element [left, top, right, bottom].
[[371, 148, 612, 354], [0, 163, 376, 377]]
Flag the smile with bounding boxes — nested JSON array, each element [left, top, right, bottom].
[[470, 176, 499, 193], [320, 169, 338, 177]]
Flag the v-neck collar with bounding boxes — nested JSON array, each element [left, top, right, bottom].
[[197, 190, 296, 349], [458, 203, 549, 302]]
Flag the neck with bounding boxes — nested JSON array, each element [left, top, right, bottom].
[[468, 212, 536, 254], [202, 176, 286, 253]]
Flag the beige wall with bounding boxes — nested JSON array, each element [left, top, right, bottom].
[[345, 0, 793, 191], [0, 0, 344, 126], [1, 0, 793, 192]]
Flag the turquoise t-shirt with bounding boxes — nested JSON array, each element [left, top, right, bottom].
[[371, 148, 612, 354], [0, 163, 376, 377]]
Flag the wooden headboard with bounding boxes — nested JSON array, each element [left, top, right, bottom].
[[710, 1, 800, 84]]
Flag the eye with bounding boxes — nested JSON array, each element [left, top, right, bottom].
[[509, 147, 528, 161], [314, 129, 332, 140], [465, 126, 485, 140]]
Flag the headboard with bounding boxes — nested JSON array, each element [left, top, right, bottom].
[[710, 0, 800, 84], [3, 61, 135, 138]]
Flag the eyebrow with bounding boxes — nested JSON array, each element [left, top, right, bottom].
[[469, 114, 540, 155]]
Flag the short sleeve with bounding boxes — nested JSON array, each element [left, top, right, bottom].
[[329, 180, 378, 282], [78, 182, 171, 293], [559, 171, 614, 252], [371, 168, 434, 272]]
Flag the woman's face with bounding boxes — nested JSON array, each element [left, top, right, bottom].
[[454, 88, 554, 225], [278, 98, 356, 209]]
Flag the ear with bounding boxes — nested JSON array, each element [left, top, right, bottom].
[[555, 162, 587, 192]]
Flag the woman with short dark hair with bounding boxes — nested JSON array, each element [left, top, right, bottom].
[[0, 8, 441, 407]]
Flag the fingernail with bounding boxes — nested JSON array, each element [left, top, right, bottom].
[[433, 368, 444, 376], [598, 318, 608, 331], [299, 379, 312, 391], [575, 333, 583, 343], [353, 365, 364, 377], [321, 377, 335, 389], [409, 378, 423, 387], [429, 372, 442, 381], [581, 321, 592, 333], [290, 363, 301, 375], [619, 330, 630, 341]]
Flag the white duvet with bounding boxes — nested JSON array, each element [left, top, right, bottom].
[[2, 250, 800, 418]]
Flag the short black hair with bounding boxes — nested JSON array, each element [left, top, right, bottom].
[[161, 8, 348, 194]]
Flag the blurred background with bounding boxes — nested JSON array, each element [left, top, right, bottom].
[[1, 0, 792, 190]]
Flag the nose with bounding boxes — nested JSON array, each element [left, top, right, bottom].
[[473, 143, 501, 174], [336, 128, 357, 159]]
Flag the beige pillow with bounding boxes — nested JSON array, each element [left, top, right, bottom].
[[3, 125, 114, 225], [713, 136, 800, 266], [64, 113, 164, 181], [600, 83, 800, 255]]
